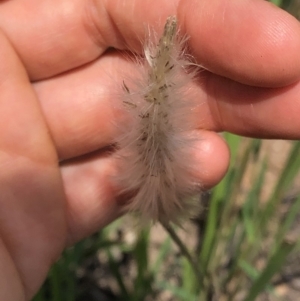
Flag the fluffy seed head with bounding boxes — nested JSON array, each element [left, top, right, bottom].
[[115, 16, 201, 223]]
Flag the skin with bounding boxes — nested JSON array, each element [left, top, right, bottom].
[[0, 0, 300, 300]]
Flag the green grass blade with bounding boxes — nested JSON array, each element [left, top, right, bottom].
[[242, 159, 267, 243], [158, 281, 198, 301], [224, 133, 242, 164], [270, 0, 283, 6], [201, 138, 258, 271], [239, 260, 273, 293], [182, 257, 198, 294], [244, 240, 296, 301], [262, 142, 300, 226], [151, 236, 171, 274], [48, 263, 63, 301], [133, 227, 153, 300], [276, 193, 300, 246]]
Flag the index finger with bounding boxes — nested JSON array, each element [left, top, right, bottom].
[[0, 0, 300, 86], [0, 0, 177, 80]]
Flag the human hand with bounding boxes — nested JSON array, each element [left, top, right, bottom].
[[0, 0, 300, 300]]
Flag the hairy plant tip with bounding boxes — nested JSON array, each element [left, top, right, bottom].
[[115, 16, 202, 224]]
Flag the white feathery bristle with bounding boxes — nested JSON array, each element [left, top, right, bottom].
[[115, 16, 201, 223]]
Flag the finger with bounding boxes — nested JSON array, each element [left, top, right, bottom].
[[34, 51, 300, 163], [34, 51, 125, 160], [0, 0, 104, 80], [0, 0, 177, 80], [61, 150, 121, 245], [1, 0, 300, 87], [202, 72, 300, 139], [61, 130, 229, 244], [0, 30, 67, 298], [178, 0, 300, 87], [193, 131, 229, 190]]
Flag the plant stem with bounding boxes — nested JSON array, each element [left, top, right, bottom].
[[160, 220, 203, 283]]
